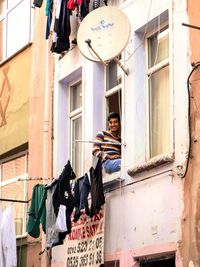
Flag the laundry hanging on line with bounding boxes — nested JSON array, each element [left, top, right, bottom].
[[27, 158, 105, 249]]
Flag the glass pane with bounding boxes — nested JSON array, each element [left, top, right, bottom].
[[70, 82, 82, 112], [106, 90, 121, 114], [0, 18, 6, 61], [8, 0, 21, 9], [7, 0, 30, 58], [72, 116, 82, 176], [1, 181, 26, 235], [148, 29, 169, 67], [0, 0, 6, 15], [149, 65, 170, 157], [106, 60, 121, 90], [2, 156, 26, 181]]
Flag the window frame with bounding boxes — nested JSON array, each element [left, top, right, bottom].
[[0, 0, 32, 63], [0, 150, 28, 237], [69, 79, 83, 177], [145, 23, 173, 160]]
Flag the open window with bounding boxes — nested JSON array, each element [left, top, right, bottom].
[[69, 80, 82, 177], [105, 56, 122, 128], [139, 255, 175, 267]]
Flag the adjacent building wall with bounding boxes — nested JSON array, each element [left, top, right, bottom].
[[182, 1, 200, 266]]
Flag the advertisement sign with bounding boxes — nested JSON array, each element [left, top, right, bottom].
[[65, 208, 105, 267]]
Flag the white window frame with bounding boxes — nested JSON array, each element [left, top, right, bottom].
[[145, 23, 173, 160], [104, 56, 123, 126], [0, 151, 28, 237], [69, 80, 83, 177], [0, 0, 32, 63]]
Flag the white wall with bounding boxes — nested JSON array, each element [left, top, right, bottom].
[[52, 0, 189, 264]]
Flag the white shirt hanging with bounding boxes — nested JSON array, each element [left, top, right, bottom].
[[1, 205, 17, 267]]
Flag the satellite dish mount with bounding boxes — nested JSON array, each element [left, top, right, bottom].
[[77, 6, 131, 76]]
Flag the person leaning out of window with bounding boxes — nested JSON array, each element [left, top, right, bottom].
[[92, 112, 121, 174]]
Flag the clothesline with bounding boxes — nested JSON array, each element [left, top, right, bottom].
[[75, 139, 127, 146], [0, 198, 30, 204]]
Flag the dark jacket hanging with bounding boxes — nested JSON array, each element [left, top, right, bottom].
[[52, 0, 71, 53], [53, 161, 76, 239], [89, 157, 105, 218]]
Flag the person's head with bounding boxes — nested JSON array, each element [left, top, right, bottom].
[[107, 112, 120, 135]]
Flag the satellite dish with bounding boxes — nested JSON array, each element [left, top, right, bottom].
[[77, 6, 131, 63]]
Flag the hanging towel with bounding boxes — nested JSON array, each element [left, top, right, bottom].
[[27, 184, 47, 238], [1, 205, 17, 267]]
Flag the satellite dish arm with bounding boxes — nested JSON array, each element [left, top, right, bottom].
[[85, 39, 108, 65], [113, 57, 129, 76]]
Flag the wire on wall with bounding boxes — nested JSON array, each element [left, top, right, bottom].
[[182, 62, 200, 178]]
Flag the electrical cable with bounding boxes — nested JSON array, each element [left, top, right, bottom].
[[181, 62, 200, 178]]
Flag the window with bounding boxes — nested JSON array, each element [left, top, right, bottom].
[[104, 260, 120, 267], [147, 27, 170, 158], [0, 152, 28, 236], [69, 81, 82, 177], [139, 255, 175, 267], [105, 57, 122, 122], [0, 0, 31, 62]]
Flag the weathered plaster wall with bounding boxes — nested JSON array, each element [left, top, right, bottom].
[[182, 1, 200, 267]]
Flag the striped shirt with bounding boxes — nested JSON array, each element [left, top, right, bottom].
[[92, 130, 121, 162]]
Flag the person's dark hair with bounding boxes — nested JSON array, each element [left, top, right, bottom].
[[107, 112, 120, 122]]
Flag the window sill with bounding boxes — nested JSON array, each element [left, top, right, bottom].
[[0, 42, 32, 67], [127, 154, 174, 177], [103, 170, 124, 186]]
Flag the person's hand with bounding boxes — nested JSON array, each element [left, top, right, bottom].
[[107, 154, 120, 160]]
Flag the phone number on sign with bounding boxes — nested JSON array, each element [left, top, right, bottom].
[[67, 237, 103, 254], [66, 251, 102, 267]]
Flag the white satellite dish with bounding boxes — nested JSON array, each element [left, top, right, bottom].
[[77, 6, 131, 74]]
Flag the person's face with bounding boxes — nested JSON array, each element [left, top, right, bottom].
[[108, 118, 120, 134]]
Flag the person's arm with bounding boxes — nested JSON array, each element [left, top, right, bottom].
[[92, 131, 107, 161]]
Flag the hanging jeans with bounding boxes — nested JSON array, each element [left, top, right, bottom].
[[102, 159, 121, 174]]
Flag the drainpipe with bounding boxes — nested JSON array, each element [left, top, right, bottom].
[[41, 38, 50, 267]]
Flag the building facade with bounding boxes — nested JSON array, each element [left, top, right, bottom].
[[51, 0, 190, 266], [0, 0, 53, 266]]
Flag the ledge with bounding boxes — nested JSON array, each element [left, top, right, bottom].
[[127, 154, 174, 177], [103, 170, 124, 186]]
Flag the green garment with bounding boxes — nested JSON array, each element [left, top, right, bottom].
[[27, 184, 47, 238]]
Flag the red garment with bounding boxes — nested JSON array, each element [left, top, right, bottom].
[[67, 0, 75, 10]]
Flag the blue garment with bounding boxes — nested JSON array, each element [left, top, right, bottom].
[[102, 158, 121, 174], [73, 174, 91, 222]]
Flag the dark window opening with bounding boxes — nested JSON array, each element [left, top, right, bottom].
[[104, 260, 120, 267], [139, 255, 175, 267]]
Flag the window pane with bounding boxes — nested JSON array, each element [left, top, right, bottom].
[[70, 82, 82, 112], [8, 0, 21, 9], [149, 65, 170, 157], [1, 181, 26, 235], [106, 90, 121, 115], [2, 156, 26, 181], [106, 60, 121, 90], [148, 29, 169, 67], [0, 18, 6, 61], [7, 0, 30, 58], [72, 116, 82, 176]]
